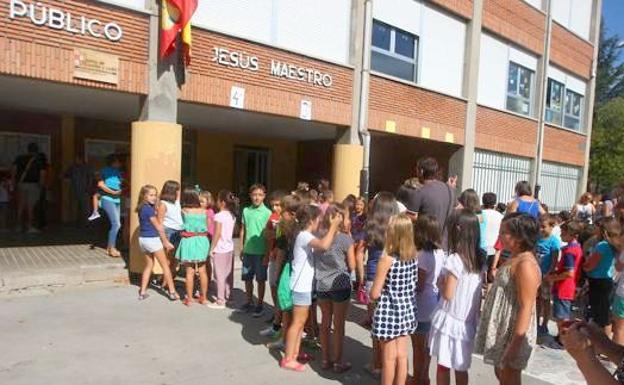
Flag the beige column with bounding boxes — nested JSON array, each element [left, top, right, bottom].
[[129, 120, 182, 274], [332, 144, 364, 201], [60, 114, 75, 223]]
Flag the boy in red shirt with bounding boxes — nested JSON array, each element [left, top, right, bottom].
[[545, 220, 583, 345]]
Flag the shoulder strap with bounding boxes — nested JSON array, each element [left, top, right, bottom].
[[19, 156, 37, 183]]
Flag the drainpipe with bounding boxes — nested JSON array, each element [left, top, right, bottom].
[[532, 0, 553, 199], [358, 0, 373, 199]]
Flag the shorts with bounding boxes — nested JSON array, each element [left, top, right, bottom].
[[241, 254, 267, 282], [553, 297, 572, 320], [317, 289, 351, 302], [588, 277, 614, 327], [139, 237, 164, 254], [17, 182, 40, 208], [415, 321, 431, 334], [292, 291, 312, 306], [268, 260, 279, 287], [539, 282, 552, 300], [164, 227, 182, 249], [613, 295, 624, 319]]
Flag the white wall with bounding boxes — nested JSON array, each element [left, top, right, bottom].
[[192, 0, 351, 65], [419, 5, 466, 97], [552, 0, 593, 40], [372, 0, 422, 36]]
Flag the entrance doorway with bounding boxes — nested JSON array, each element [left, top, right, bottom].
[[234, 146, 271, 201]]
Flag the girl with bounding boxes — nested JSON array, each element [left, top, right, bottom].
[[315, 203, 356, 373], [281, 204, 341, 372], [176, 187, 211, 306], [475, 213, 541, 385], [208, 190, 239, 309], [319, 190, 334, 214], [458, 188, 487, 254], [370, 213, 418, 385], [157, 180, 183, 290], [412, 214, 445, 385], [351, 196, 368, 304], [584, 217, 621, 335], [429, 209, 485, 385], [136, 185, 178, 301], [361, 192, 399, 378], [199, 190, 215, 296]]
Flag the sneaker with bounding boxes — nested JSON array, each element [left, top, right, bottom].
[[207, 302, 226, 310], [237, 302, 254, 313], [88, 211, 101, 221], [252, 304, 264, 318], [260, 325, 279, 338]]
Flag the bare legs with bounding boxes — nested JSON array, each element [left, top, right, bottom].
[[411, 333, 432, 385], [284, 305, 310, 368], [139, 249, 176, 296], [380, 335, 409, 385]]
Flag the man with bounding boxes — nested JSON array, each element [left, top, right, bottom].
[[64, 154, 94, 226], [404, 157, 456, 247], [12, 142, 47, 233]]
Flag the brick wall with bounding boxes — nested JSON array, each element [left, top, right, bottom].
[[429, 0, 473, 19], [476, 106, 538, 158], [180, 29, 353, 126], [0, 0, 149, 93], [368, 76, 466, 145], [550, 22, 593, 80], [482, 0, 546, 55], [543, 125, 586, 166]]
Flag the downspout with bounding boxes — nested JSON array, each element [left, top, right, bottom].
[[532, 0, 553, 199], [359, 0, 373, 199]]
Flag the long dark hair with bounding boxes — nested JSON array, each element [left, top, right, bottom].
[[160, 180, 180, 203], [217, 189, 240, 218], [280, 194, 302, 249], [459, 189, 481, 214], [501, 212, 539, 252], [180, 187, 201, 209], [414, 214, 442, 252], [366, 192, 398, 249], [320, 203, 347, 233], [296, 204, 322, 232], [447, 209, 484, 273]]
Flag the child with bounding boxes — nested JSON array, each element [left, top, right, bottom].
[[475, 213, 541, 385], [583, 217, 622, 335], [199, 190, 215, 295], [482, 192, 503, 267], [370, 213, 418, 385], [544, 220, 583, 346], [319, 189, 334, 214], [429, 209, 484, 385], [536, 214, 562, 336], [281, 204, 341, 372], [136, 185, 178, 301], [351, 196, 368, 303], [240, 184, 272, 317], [316, 203, 356, 373], [489, 235, 510, 281], [176, 187, 211, 306], [412, 214, 444, 385], [261, 190, 286, 336], [157, 180, 183, 291], [208, 190, 239, 309]]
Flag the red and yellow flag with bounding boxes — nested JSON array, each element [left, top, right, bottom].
[[160, 0, 198, 65]]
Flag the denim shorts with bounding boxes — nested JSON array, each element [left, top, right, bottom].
[[241, 254, 268, 282], [553, 297, 572, 321], [164, 227, 181, 248], [292, 291, 312, 306], [316, 289, 351, 303]]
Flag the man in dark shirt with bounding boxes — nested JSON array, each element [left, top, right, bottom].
[[404, 157, 456, 247], [12, 143, 46, 233], [64, 155, 94, 226]]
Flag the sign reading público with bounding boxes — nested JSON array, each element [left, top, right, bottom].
[[212, 46, 333, 88], [8, 0, 123, 42]]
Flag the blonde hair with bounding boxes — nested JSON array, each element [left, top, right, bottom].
[[135, 184, 157, 213], [384, 213, 416, 262]]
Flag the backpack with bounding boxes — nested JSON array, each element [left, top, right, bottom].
[[277, 261, 293, 311]]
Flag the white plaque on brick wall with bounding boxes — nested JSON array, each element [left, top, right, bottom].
[[230, 86, 245, 109], [300, 100, 312, 120]]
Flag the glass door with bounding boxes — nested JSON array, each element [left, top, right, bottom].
[[234, 146, 271, 204]]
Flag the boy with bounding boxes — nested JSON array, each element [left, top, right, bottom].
[[482, 192, 503, 271], [240, 184, 272, 317], [545, 220, 583, 348], [260, 190, 286, 337], [535, 214, 561, 336]]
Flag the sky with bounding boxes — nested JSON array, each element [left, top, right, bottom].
[[602, 0, 624, 40]]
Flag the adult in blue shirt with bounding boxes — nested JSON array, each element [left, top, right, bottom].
[[508, 181, 546, 219], [98, 154, 123, 258]]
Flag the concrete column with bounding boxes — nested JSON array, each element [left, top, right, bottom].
[[459, 0, 483, 191], [129, 121, 182, 274], [60, 114, 75, 223], [332, 144, 364, 202]]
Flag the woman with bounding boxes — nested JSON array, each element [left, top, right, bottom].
[[508, 181, 545, 220], [572, 192, 596, 224], [97, 154, 123, 258]]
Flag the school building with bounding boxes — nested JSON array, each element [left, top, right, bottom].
[[0, 0, 600, 271]]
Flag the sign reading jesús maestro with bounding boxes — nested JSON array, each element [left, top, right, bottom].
[[8, 0, 123, 42], [212, 47, 333, 88]]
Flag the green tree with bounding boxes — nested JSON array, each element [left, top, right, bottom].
[[590, 97, 624, 191], [595, 24, 624, 105]]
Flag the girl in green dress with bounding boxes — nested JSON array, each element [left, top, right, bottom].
[[176, 187, 211, 306]]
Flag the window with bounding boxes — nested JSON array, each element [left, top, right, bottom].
[[506, 62, 534, 116], [564, 90, 583, 131], [371, 20, 418, 82], [545, 79, 564, 125]]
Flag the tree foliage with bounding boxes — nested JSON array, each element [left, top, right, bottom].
[[595, 24, 624, 105], [590, 97, 624, 191]]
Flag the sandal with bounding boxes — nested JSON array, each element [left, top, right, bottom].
[[333, 362, 352, 373], [280, 358, 306, 372], [297, 352, 315, 363], [108, 248, 122, 258], [138, 291, 149, 301], [183, 297, 192, 307], [168, 292, 179, 301], [321, 360, 333, 370], [198, 295, 208, 305]]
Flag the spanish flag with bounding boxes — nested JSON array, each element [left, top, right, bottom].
[[160, 0, 198, 65]]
